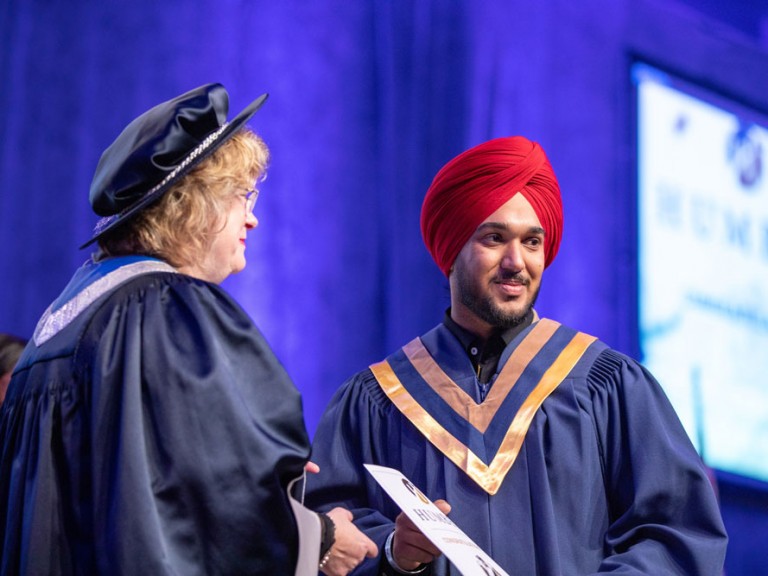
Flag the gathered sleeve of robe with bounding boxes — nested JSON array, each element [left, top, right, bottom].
[[586, 349, 727, 574], [0, 272, 311, 576], [306, 341, 727, 575]]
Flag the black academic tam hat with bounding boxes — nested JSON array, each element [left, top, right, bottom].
[[80, 83, 268, 248]]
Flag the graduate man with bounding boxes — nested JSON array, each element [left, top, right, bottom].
[[306, 136, 728, 575]]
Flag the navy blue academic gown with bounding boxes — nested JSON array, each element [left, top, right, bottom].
[[306, 320, 727, 575], [0, 257, 310, 575]]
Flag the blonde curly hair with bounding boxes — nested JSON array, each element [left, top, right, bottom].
[[96, 128, 269, 268]]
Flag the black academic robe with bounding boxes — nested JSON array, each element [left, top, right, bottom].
[[306, 320, 728, 575], [0, 257, 310, 575]]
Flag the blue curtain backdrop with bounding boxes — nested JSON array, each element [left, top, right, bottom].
[[1, 0, 767, 573]]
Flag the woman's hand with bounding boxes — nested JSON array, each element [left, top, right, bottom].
[[319, 508, 378, 576]]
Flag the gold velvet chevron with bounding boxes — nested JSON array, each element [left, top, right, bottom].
[[370, 319, 596, 495]]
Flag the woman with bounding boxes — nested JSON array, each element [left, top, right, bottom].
[[0, 84, 376, 575]]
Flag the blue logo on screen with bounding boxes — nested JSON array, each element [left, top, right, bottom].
[[727, 124, 763, 190]]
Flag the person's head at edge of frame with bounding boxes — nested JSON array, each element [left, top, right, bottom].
[[0, 333, 27, 405], [80, 83, 270, 285], [420, 137, 563, 339]]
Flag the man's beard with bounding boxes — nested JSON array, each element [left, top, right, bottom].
[[455, 266, 539, 331]]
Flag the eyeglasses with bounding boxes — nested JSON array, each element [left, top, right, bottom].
[[236, 188, 259, 215]]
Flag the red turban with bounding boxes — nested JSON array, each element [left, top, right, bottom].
[[420, 136, 563, 276]]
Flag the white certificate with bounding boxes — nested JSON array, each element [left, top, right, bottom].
[[364, 464, 509, 576]]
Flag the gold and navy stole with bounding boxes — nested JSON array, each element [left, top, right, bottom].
[[369, 319, 597, 495]]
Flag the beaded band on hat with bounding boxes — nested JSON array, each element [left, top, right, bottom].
[[91, 122, 230, 237]]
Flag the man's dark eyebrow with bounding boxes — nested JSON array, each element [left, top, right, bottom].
[[475, 222, 546, 236]]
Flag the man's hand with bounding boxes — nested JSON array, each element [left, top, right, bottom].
[[320, 507, 378, 576], [391, 499, 451, 571]]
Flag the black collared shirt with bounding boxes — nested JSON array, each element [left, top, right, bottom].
[[442, 309, 534, 398]]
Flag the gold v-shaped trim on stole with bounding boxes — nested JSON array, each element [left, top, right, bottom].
[[369, 319, 597, 494]]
